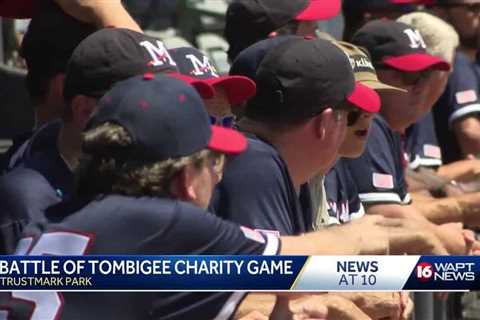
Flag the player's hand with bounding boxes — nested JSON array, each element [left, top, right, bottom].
[[336, 292, 405, 320], [341, 215, 390, 255], [270, 295, 328, 320], [316, 294, 372, 320], [433, 223, 470, 255], [376, 217, 448, 255]]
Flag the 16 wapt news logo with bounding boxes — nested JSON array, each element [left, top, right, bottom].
[[416, 261, 475, 282]]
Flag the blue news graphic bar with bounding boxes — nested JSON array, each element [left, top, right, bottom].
[[0, 256, 307, 290]]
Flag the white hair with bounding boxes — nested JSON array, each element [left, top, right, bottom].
[[398, 12, 459, 64]]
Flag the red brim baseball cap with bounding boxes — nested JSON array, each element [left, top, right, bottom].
[[206, 75, 256, 105], [295, 0, 341, 21], [167, 73, 215, 100], [347, 82, 381, 113], [0, 0, 35, 18], [383, 53, 451, 72], [208, 125, 248, 155]]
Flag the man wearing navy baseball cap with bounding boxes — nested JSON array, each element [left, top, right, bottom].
[[211, 36, 380, 237], [0, 28, 214, 254], [169, 46, 256, 128], [343, 20, 480, 255], [1, 73, 448, 320], [225, 0, 341, 61]]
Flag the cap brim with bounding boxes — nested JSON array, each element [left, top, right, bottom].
[[347, 82, 381, 113], [362, 80, 407, 93], [383, 53, 451, 72], [167, 73, 215, 100], [0, 0, 35, 18], [208, 125, 247, 155], [206, 76, 256, 105], [295, 0, 341, 21]]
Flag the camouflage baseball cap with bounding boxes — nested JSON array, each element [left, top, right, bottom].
[[333, 41, 406, 92]]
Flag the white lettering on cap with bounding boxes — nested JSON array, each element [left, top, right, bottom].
[[403, 29, 427, 49], [185, 54, 218, 77], [139, 40, 177, 67]]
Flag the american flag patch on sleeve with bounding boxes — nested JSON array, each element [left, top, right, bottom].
[[372, 173, 394, 189], [423, 144, 442, 159], [240, 226, 265, 243], [456, 90, 478, 105]]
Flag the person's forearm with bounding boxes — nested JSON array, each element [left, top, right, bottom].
[[413, 198, 463, 225], [90, 2, 142, 31], [54, 0, 142, 32], [413, 193, 480, 227], [436, 160, 479, 182]]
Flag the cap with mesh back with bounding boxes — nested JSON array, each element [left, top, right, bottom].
[[351, 20, 451, 72], [333, 41, 406, 93], [87, 74, 247, 162], [225, 0, 341, 60]]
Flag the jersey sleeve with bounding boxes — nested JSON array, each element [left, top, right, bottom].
[[144, 201, 280, 257], [209, 143, 297, 235], [0, 168, 61, 254], [446, 54, 480, 126], [344, 118, 410, 206]]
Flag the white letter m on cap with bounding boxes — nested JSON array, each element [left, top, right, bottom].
[[185, 54, 218, 77], [403, 29, 427, 49], [139, 40, 177, 67]]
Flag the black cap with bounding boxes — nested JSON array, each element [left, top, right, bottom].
[[246, 36, 356, 121], [352, 20, 450, 72], [86, 74, 247, 162], [63, 28, 179, 100], [20, 1, 95, 92], [230, 36, 295, 81], [225, 0, 341, 60]]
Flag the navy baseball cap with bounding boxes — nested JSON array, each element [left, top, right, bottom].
[[225, 0, 341, 60], [352, 20, 451, 72], [232, 36, 380, 115], [64, 28, 214, 101], [87, 74, 247, 161], [169, 47, 256, 105]]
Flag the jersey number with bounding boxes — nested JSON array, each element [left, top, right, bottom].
[[0, 231, 92, 320]]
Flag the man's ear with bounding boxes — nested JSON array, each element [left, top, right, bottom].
[[169, 165, 197, 203], [313, 108, 333, 140], [70, 95, 97, 129]]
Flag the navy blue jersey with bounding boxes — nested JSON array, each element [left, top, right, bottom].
[[209, 135, 312, 235], [0, 121, 71, 253], [343, 115, 411, 205], [433, 52, 480, 164], [1, 195, 279, 320], [324, 159, 365, 224], [405, 112, 443, 170]]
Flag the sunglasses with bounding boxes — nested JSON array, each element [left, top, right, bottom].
[[209, 115, 236, 128], [335, 104, 364, 127], [398, 70, 433, 87]]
